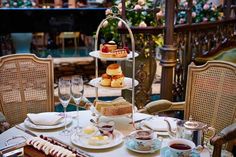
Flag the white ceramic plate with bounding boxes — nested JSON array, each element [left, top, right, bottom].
[[89, 51, 139, 61], [71, 130, 124, 149], [89, 77, 139, 90], [140, 116, 178, 136], [124, 135, 162, 154], [24, 117, 73, 130]]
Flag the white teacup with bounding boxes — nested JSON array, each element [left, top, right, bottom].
[[133, 130, 154, 151], [166, 138, 195, 157]]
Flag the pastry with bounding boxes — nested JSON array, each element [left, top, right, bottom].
[[106, 63, 122, 76], [24, 136, 78, 157], [100, 73, 111, 87], [112, 49, 128, 58], [100, 41, 117, 52], [111, 74, 124, 88], [99, 41, 118, 58]]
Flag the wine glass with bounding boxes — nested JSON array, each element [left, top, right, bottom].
[[58, 77, 71, 136], [71, 75, 84, 133]]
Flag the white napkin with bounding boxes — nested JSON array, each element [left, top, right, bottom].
[[27, 112, 63, 126], [143, 116, 177, 132]]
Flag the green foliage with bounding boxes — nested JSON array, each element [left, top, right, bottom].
[[2, 0, 36, 8], [100, 0, 164, 44], [177, 0, 222, 24]]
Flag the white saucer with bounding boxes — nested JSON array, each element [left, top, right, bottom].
[[124, 138, 162, 154], [160, 146, 200, 157], [24, 117, 73, 130]]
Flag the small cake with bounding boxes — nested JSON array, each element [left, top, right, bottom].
[[106, 63, 122, 76], [111, 74, 124, 88], [112, 49, 128, 58], [99, 41, 118, 58], [100, 73, 111, 87], [101, 41, 117, 52]]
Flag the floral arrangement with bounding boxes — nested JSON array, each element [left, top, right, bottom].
[[1, 0, 37, 8], [100, 0, 164, 47], [176, 0, 222, 24]]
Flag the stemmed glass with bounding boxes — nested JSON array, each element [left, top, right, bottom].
[[71, 75, 84, 134], [58, 77, 71, 136]]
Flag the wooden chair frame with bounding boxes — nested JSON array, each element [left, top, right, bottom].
[[0, 54, 54, 126]]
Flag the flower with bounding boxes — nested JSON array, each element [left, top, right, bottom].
[[139, 21, 147, 27], [203, 4, 209, 10], [138, 0, 146, 6], [156, 10, 164, 20], [176, 0, 221, 24], [134, 4, 142, 10], [192, 12, 196, 18], [102, 20, 109, 28], [105, 9, 112, 15], [118, 20, 123, 27]]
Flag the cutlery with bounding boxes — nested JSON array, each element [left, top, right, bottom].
[[15, 125, 37, 137], [0, 142, 25, 155], [129, 116, 153, 124]]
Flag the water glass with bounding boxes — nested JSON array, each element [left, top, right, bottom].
[[71, 75, 84, 133], [58, 77, 71, 136]]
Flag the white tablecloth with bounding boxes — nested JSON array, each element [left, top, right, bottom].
[[0, 110, 210, 157]]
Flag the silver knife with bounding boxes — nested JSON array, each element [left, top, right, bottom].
[[15, 125, 37, 137]]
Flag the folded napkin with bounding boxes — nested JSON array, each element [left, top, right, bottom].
[[27, 112, 63, 126], [143, 116, 177, 132]]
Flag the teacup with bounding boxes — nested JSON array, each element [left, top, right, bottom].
[[133, 130, 154, 151], [166, 138, 195, 157]]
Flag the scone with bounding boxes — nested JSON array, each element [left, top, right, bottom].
[[100, 73, 111, 87], [106, 63, 122, 76], [111, 74, 125, 88]]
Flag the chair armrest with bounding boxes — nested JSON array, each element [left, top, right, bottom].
[[210, 123, 236, 157], [0, 112, 10, 133], [138, 99, 185, 115]]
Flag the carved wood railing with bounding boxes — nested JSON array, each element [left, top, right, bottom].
[[120, 0, 236, 105], [172, 0, 236, 101]]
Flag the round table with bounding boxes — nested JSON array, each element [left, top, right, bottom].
[[0, 110, 210, 157]]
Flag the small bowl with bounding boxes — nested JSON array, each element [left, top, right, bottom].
[[97, 121, 115, 136]]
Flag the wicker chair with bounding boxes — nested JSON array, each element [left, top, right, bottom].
[[0, 54, 54, 126], [139, 61, 236, 156]]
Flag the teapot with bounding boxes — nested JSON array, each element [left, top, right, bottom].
[[164, 116, 215, 146]]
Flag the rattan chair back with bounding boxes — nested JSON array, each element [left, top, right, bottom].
[[184, 61, 236, 133], [0, 54, 54, 126]]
